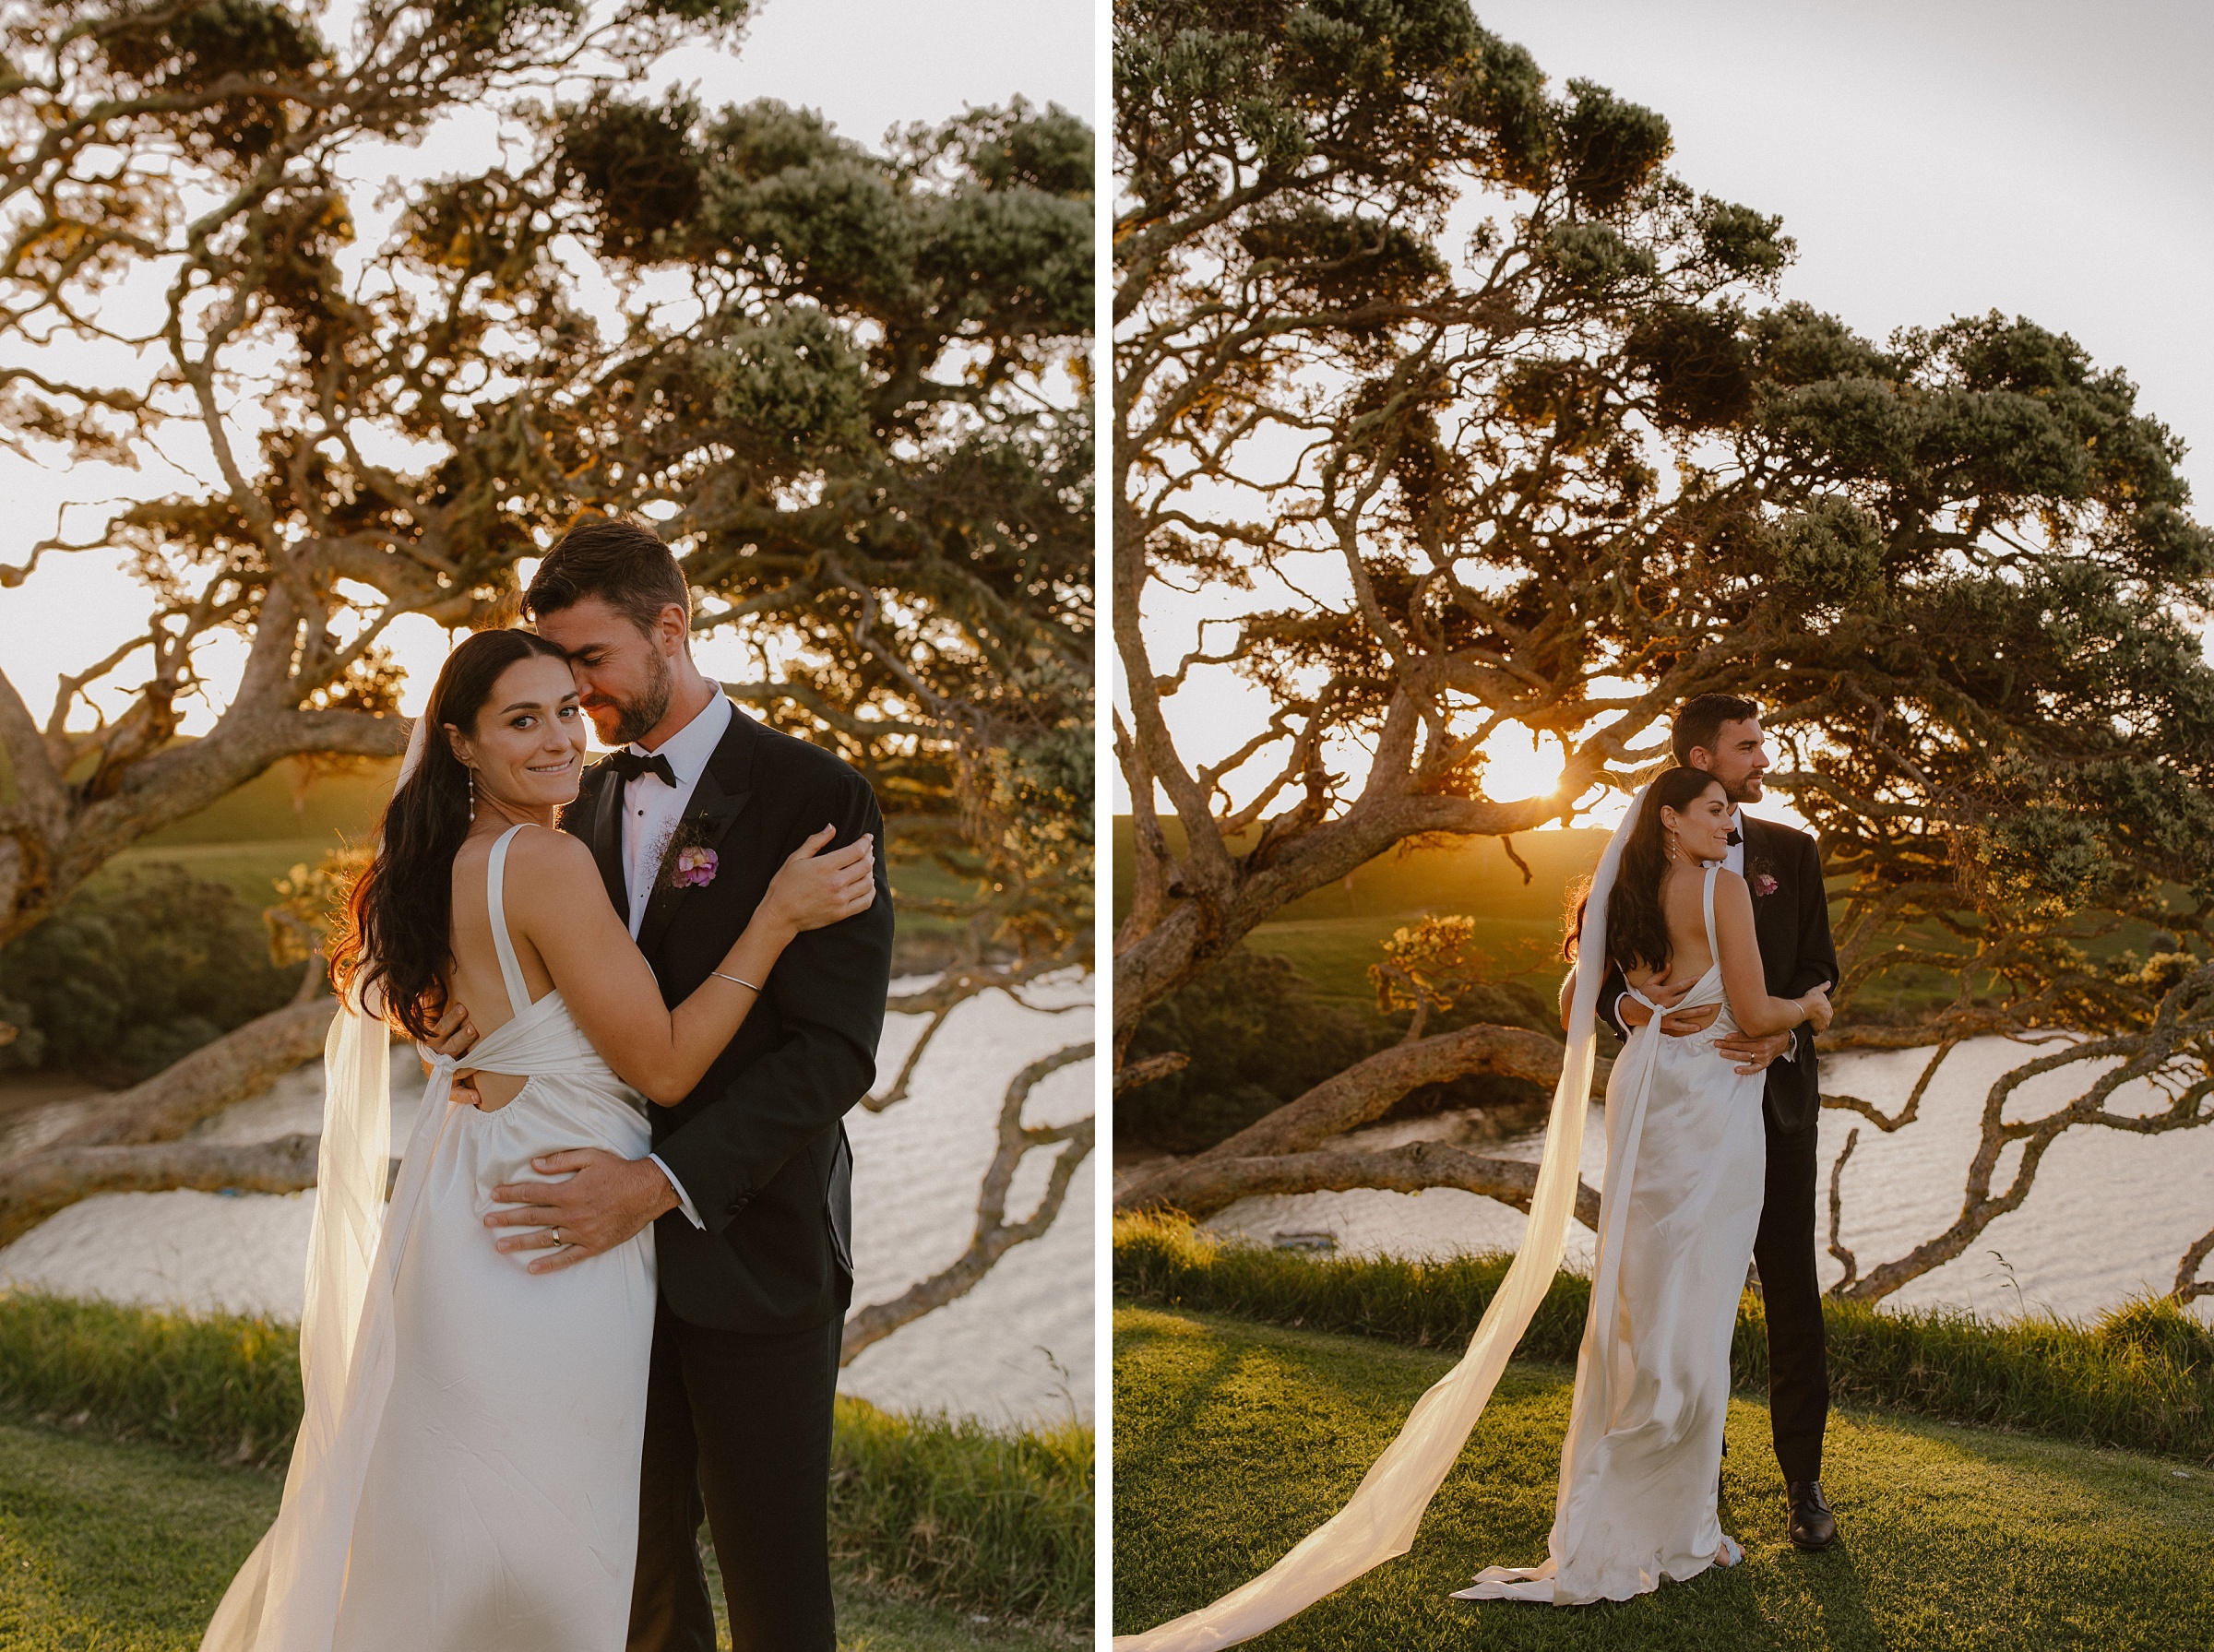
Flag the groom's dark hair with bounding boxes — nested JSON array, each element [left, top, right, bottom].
[[1672, 694, 1761, 766], [523, 512, 691, 639]]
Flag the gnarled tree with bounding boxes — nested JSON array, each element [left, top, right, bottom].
[[1112, 0, 2214, 1306], [0, 0, 1094, 1351]]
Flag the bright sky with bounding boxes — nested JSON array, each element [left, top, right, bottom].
[[0, 0, 1093, 742], [1114, 0, 2214, 830]]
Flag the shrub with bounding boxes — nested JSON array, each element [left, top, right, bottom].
[[1118, 943, 1565, 1152], [830, 1397, 1092, 1629], [1116, 946, 1385, 1151], [0, 1292, 302, 1468], [0, 862, 302, 1084]]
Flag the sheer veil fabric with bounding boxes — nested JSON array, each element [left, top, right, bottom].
[[1113, 786, 1652, 1652], [206, 715, 662, 1650], [203, 718, 434, 1647]]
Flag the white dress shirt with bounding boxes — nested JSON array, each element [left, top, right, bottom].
[[615, 688, 735, 1230], [618, 689, 734, 936]]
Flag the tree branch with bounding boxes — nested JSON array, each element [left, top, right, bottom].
[[840, 1041, 1095, 1363], [1117, 1139, 1602, 1231]]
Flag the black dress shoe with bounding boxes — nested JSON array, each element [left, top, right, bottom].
[[1786, 1479, 1838, 1551]]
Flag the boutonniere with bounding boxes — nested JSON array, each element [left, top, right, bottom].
[[655, 816, 721, 894], [1747, 854, 1779, 897]]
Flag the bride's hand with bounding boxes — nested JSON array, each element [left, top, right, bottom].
[[1659, 1004, 1720, 1038], [759, 825, 877, 935], [1797, 983, 1834, 1033]]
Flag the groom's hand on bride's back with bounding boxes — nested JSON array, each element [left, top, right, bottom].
[[422, 996, 487, 1109], [484, 1147, 679, 1274], [1619, 984, 1720, 1039], [1712, 1028, 1793, 1073]]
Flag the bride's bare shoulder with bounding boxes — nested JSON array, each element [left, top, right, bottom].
[[1708, 866, 1756, 914], [498, 824, 601, 893]]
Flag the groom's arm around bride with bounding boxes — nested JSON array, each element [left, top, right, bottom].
[[1595, 695, 1843, 1551], [570, 725, 896, 1325], [489, 516, 897, 1650]]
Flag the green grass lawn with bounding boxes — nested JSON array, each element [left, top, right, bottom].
[[1114, 1306, 2214, 1651], [0, 1419, 1071, 1651]]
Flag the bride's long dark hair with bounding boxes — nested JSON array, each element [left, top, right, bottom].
[[1567, 767, 1727, 978], [329, 628, 572, 1041]]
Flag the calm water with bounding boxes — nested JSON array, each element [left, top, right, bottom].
[[1202, 1035, 2214, 1325], [0, 976, 1096, 1424]]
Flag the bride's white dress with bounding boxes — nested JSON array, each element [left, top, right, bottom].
[[1461, 860, 1766, 1603], [1112, 803, 1769, 1652], [204, 824, 657, 1651]]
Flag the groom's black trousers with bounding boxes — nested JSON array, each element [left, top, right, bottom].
[[626, 1304, 842, 1652], [1756, 1112, 1830, 1483]]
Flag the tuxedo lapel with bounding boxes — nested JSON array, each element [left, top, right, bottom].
[[586, 758, 628, 917], [1740, 814, 1789, 964], [635, 716, 758, 962]]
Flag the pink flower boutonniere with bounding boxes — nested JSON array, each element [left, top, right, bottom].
[[1753, 873, 1780, 897], [673, 846, 719, 889]]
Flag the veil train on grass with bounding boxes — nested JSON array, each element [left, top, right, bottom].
[[1113, 783, 1651, 1652], [203, 716, 458, 1650]]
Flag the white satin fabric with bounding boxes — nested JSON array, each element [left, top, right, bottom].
[[1458, 860, 1765, 1603], [204, 825, 657, 1651], [1113, 786, 1649, 1652]]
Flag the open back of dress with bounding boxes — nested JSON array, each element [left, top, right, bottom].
[[1463, 859, 1767, 1602], [204, 825, 659, 1652]]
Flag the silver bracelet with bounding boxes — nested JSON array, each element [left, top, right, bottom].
[[710, 969, 764, 992]]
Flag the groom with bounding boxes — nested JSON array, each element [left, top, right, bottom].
[[1599, 694, 1841, 1551], [478, 515, 894, 1650]]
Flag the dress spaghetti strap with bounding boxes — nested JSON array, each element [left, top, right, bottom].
[[1701, 860, 1721, 968], [485, 825, 535, 1020]]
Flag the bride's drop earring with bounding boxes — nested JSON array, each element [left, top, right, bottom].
[[468, 767, 476, 822]]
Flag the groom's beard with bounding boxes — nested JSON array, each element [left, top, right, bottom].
[[603, 654, 673, 747], [1724, 774, 1764, 805]]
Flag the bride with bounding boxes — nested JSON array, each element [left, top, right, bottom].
[[1115, 767, 1832, 1648], [203, 626, 875, 1651]]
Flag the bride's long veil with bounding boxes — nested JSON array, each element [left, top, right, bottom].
[[203, 717, 450, 1651], [1114, 785, 1649, 1652]]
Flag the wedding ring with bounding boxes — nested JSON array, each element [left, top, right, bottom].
[[549, 1228, 563, 1246]]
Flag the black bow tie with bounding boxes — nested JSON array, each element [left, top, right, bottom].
[[608, 749, 676, 788], [1724, 827, 1744, 847]]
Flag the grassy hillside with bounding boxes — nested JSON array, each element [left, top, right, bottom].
[[1110, 817, 2168, 1016], [1111, 815, 1608, 929], [86, 753, 983, 941], [1114, 1306, 2214, 1650], [136, 756, 405, 849], [1112, 817, 1601, 1009]]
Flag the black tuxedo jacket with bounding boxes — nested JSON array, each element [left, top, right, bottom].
[[564, 707, 895, 1334], [1598, 812, 1838, 1135]]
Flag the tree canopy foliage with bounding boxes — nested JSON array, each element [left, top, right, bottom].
[[1112, 0, 2214, 1302], [0, 0, 1093, 1345], [1, 0, 1093, 997]]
